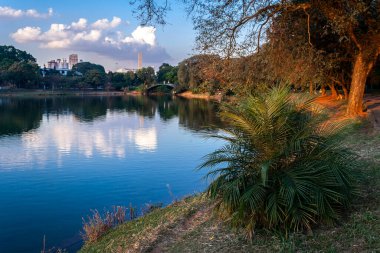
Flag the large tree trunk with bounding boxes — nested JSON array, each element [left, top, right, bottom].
[[347, 51, 377, 116]]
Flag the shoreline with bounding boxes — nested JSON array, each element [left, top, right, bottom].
[[0, 89, 223, 102], [175, 91, 223, 101], [0, 90, 134, 97]]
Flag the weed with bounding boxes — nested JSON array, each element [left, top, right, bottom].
[[81, 206, 128, 243]]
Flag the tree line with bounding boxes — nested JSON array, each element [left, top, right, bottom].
[[0, 45, 180, 91], [132, 0, 380, 116]]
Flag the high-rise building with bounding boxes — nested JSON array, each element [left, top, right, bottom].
[[69, 54, 78, 69], [62, 58, 69, 69], [47, 60, 57, 69], [138, 52, 142, 69]]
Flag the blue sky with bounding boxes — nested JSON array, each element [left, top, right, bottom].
[[0, 0, 196, 71]]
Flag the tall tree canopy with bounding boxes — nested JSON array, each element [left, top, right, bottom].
[[133, 0, 380, 115], [0, 45, 36, 69], [136, 67, 156, 86], [72, 62, 106, 76], [0, 45, 40, 88], [157, 63, 178, 84]]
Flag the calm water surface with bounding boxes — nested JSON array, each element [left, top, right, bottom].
[[0, 95, 223, 253]]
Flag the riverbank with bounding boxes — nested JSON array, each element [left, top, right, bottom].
[[175, 91, 223, 101], [0, 89, 226, 103], [0, 90, 134, 97], [0, 89, 217, 99], [80, 99, 380, 253]]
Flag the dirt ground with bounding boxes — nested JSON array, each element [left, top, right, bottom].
[[315, 94, 380, 131]]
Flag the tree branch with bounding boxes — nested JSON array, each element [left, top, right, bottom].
[[348, 25, 362, 51], [303, 9, 312, 46]]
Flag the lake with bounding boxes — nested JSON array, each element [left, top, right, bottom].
[[0, 95, 223, 253]]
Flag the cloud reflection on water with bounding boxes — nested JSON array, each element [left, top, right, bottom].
[[0, 112, 158, 169]]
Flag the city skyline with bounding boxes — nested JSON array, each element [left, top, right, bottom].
[[0, 1, 195, 71], [43, 52, 150, 73]]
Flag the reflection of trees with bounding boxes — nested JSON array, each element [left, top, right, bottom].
[[150, 95, 178, 121], [0, 98, 43, 136], [121, 96, 157, 118], [0, 95, 222, 136], [68, 98, 108, 122], [176, 97, 222, 132]]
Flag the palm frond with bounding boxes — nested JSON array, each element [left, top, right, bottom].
[[200, 86, 360, 236]]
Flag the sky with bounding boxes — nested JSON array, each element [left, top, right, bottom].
[[0, 0, 196, 71]]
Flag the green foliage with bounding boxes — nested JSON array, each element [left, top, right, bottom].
[[136, 67, 156, 86], [0, 45, 36, 70], [200, 86, 360, 235], [109, 72, 127, 90], [6, 61, 40, 88], [0, 45, 40, 88], [84, 69, 106, 88], [108, 71, 137, 90], [157, 63, 178, 84], [177, 55, 220, 93], [124, 71, 136, 87], [72, 62, 105, 76]]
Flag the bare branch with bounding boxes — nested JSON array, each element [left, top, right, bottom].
[[303, 9, 312, 47]]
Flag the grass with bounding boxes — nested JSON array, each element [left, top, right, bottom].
[[80, 107, 380, 253], [79, 195, 210, 253]]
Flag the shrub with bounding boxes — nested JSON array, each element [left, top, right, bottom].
[[81, 206, 127, 243], [200, 86, 360, 236]]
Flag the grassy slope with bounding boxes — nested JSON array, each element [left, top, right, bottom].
[[80, 112, 380, 253]]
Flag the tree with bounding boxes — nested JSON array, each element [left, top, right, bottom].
[[136, 67, 156, 87], [177, 55, 221, 93], [6, 61, 40, 88], [157, 63, 178, 84], [72, 62, 106, 76], [0, 45, 39, 88], [124, 71, 136, 87], [84, 69, 106, 88], [132, 0, 380, 116], [108, 72, 126, 90], [0, 45, 36, 69], [200, 86, 359, 236]]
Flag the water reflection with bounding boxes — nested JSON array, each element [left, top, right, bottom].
[[0, 95, 221, 169], [0, 98, 43, 136], [0, 95, 221, 137], [0, 95, 223, 253]]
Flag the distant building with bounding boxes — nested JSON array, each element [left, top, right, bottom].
[[116, 68, 138, 73], [44, 54, 80, 76], [138, 52, 142, 69], [44, 58, 69, 75], [69, 54, 78, 69], [47, 60, 57, 69]]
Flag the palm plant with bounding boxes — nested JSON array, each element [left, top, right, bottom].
[[200, 86, 360, 236]]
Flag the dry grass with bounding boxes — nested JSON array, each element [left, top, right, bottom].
[[81, 206, 129, 243]]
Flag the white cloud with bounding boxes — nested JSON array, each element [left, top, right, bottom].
[[42, 40, 71, 49], [10, 17, 170, 62], [123, 26, 156, 46], [41, 24, 70, 41], [11, 26, 41, 43], [0, 6, 53, 18], [73, 30, 102, 42], [92, 16, 122, 30], [71, 18, 87, 30]]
